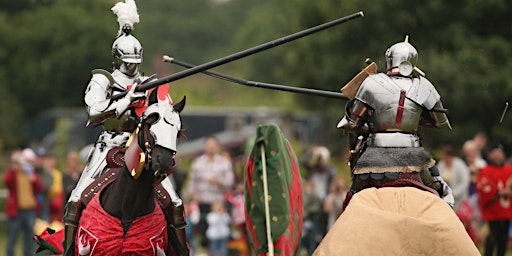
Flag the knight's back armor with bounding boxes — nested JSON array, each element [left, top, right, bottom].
[[338, 72, 454, 208], [339, 73, 451, 139]]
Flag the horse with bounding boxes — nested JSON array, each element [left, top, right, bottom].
[[72, 89, 187, 255]]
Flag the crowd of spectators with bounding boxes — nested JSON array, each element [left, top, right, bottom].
[[3, 148, 83, 256], [4, 130, 512, 255]]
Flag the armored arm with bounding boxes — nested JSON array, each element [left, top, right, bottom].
[[337, 99, 370, 132], [409, 77, 451, 130], [84, 70, 144, 126], [420, 100, 452, 130]]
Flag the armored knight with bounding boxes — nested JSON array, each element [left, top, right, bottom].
[[62, 0, 188, 255], [338, 37, 454, 208]]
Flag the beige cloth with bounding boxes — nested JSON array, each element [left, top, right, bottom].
[[313, 187, 480, 256]]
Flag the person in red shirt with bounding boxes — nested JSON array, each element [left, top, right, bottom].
[[4, 149, 44, 256], [477, 144, 512, 256]]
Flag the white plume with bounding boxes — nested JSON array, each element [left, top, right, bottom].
[[111, 0, 140, 35]]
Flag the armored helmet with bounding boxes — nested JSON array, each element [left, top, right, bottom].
[[385, 36, 418, 76], [111, 0, 142, 75], [112, 25, 143, 65]]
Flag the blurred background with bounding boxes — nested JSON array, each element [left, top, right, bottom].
[[1, 0, 512, 160], [2, 0, 512, 253]]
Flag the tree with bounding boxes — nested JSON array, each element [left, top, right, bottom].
[[234, 0, 512, 150]]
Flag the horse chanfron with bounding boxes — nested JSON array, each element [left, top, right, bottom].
[[138, 95, 186, 182]]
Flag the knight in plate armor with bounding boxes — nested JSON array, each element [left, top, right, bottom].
[[62, 0, 188, 254], [338, 36, 454, 208]]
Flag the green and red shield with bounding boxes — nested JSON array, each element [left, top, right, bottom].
[[244, 124, 303, 256]]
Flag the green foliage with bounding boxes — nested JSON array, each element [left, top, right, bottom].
[[234, 0, 512, 150], [2, 0, 512, 153], [0, 1, 113, 119]]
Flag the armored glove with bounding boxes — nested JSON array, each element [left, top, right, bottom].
[[115, 84, 145, 116]]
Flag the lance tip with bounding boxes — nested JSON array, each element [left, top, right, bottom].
[[162, 55, 174, 63], [499, 101, 509, 123], [359, 11, 364, 17]]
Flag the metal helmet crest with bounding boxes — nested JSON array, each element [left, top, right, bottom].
[[385, 36, 418, 76]]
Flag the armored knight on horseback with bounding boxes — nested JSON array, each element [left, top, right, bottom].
[[62, 0, 188, 254], [312, 37, 481, 256], [337, 36, 454, 207]]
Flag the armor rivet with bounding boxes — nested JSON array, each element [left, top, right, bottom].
[[272, 216, 278, 222], [163, 196, 167, 199], [105, 178, 108, 181], [282, 193, 286, 198], [271, 150, 276, 156], [85, 195, 88, 198], [277, 171, 282, 176], [91, 189, 94, 192], [98, 183, 101, 186], [157, 190, 161, 193], [268, 195, 272, 201]]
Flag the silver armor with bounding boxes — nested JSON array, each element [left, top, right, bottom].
[[112, 33, 143, 76], [63, 1, 187, 254], [338, 73, 452, 133], [338, 38, 454, 207], [385, 39, 418, 76]]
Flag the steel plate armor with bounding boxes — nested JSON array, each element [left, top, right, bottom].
[[63, 2, 187, 254], [338, 37, 454, 208]]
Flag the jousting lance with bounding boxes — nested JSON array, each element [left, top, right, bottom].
[[163, 56, 449, 113], [112, 11, 364, 100], [162, 55, 349, 100]]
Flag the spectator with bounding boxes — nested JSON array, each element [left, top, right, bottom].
[[225, 182, 247, 241], [323, 177, 348, 230], [41, 151, 64, 223], [437, 145, 470, 210], [300, 146, 336, 237], [476, 144, 512, 256], [301, 146, 336, 201], [206, 201, 231, 256], [188, 136, 234, 248], [185, 195, 200, 256], [62, 151, 83, 203], [300, 180, 324, 255], [463, 140, 487, 196], [4, 149, 44, 256], [29, 149, 53, 222], [473, 132, 488, 159]]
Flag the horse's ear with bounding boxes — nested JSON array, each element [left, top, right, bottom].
[[148, 89, 158, 105], [173, 96, 186, 113]]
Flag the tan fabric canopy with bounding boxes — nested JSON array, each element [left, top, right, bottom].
[[314, 187, 480, 256]]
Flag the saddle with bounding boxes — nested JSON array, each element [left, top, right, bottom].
[[80, 146, 171, 208]]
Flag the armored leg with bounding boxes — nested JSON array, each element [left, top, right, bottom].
[[165, 201, 189, 256], [62, 201, 82, 256], [421, 166, 455, 208]]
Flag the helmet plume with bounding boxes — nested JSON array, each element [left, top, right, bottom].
[[111, 0, 140, 36]]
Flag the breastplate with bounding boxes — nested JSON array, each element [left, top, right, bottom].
[[102, 70, 141, 132]]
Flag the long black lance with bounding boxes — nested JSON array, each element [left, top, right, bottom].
[[112, 11, 364, 100], [163, 56, 449, 113], [162, 55, 349, 100]]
